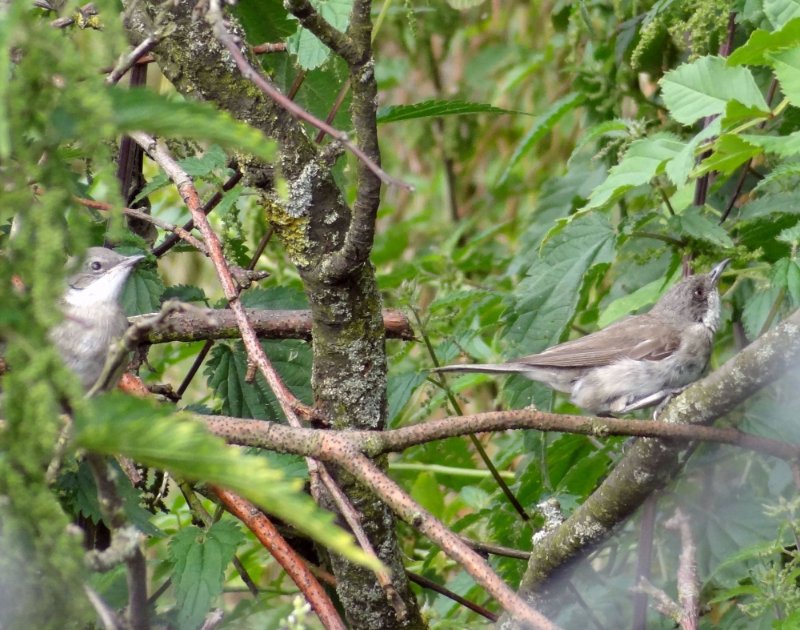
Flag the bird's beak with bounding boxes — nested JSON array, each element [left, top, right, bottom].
[[124, 254, 145, 268], [709, 259, 730, 286]]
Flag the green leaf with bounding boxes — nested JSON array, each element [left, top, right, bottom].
[[496, 92, 584, 186], [205, 340, 312, 420], [568, 118, 633, 164], [240, 286, 309, 309], [740, 190, 800, 219], [740, 131, 800, 157], [108, 88, 277, 162], [671, 207, 735, 247], [121, 265, 165, 316], [727, 17, 800, 66], [768, 47, 800, 106], [764, 0, 800, 30], [132, 146, 230, 202], [0, 3, 16, 158], [286, 0, 353, 70], [597, 269, 680, 328], [586, 134, 685, 209], [387, 371, 428, 427], [504, 214, 616, 407], [695, 134, 762, 177], [377, 99, 520, 124], [162, 285, 208, 304], [74, 393, 380, 570], [410, 472, 445, 517], [170, 521, 244, 630], [659, 56, 769, 125]]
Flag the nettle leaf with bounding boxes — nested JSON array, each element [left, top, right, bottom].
[[586, 134, 685, 209], [109, 88, 277, 162], [740, 131, 800, 158], [671, 207, 735, 248], [695, 134, 762, 177], [169, 521, 244, 630], [286, 0, 352, 70], [497, 92, 585, 186], [377, 99, 519, 124], [75, 392, 379, 570], [660, 56, 769, 125], [162, 285, 208, 304], [768, 48, 800, 105], [121, 265, 165, 316], [205, 340, 312, 420], [133, 146, 230, 202], [503, 214, 615, 408], [727, 17, 800, 66], [740, 190, 800, 219], [597, 269, 680, 328], [240, 285, 309, 309], [764, 0, 800, 30], [387, 371, 429, 427]]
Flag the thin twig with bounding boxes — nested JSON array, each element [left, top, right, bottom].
[[106, 35, 160, 85], [204, 2, 412, 191], [407, 571, 498, 622]]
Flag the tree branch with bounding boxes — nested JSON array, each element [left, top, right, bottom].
[[283, 0, 359, 64], [130, 308, 414, 344]]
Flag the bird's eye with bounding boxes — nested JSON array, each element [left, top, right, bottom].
[[90, 261, 102, 271], [694, 287, 704, 298]]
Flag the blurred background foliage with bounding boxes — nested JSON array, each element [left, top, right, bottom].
[[2, 0, 800, 627]]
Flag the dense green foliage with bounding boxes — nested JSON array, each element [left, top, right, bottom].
[[2, 0, 800, 628]]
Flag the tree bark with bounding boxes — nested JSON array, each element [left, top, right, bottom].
[[123, 3, 424, 627]]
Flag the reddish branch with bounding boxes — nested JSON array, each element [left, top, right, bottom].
[[203, 1, 412, 191], [212, 487, 346, 630]]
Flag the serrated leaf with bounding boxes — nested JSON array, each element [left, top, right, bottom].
[[387, 371, 428, 426], [109, 88, 276, 162], [764, 0, 800, 30], [205, 340, 312, 420], [672, 207, 734, 247], [286, 0, 352, 70], [240, 286, 309, 309], [768, 47, 800, 106], [121, 265, 165, 316], [659, 56, 769, 125], [740, 190, 800, 219], [504, 214, 615, 407], [170, 521, 243, 630], [597, 269, 680, 328], [377, 99, 519, 124], [728, 17, 800, 66], [132, 146, 229, 203], [586, 134, 685, 208], [74, 392, 379, 570], [740, 131, 800, 157], [742, 284, 782, 338], [496, 92, 584, 186], [695, 134, 761, 177], [162, 285, 207, 304]]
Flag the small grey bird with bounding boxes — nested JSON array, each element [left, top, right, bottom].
[[435, 260, 730, 415], [50, 247, 144, 392]]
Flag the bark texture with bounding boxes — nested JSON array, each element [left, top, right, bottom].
[[123, 3, 423, 627]]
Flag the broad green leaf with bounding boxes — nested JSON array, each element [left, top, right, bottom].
[[109, 88, 277, 162], [121, 265, 165, 316], [132, 146, 230, 202], [496, 92, 585, 186], [665, 118, 720, 186], [660, 56, 769, 125], [720, 101, 772, 131], [232, 0, 296, 42], [694, 134, 761, 177], [740, 190, 800, 219], [170, 521, 244, 630], [286, 0, 352, 70], [597, 269, 680, 328], [727, 17, 800, 66], [387, 371, 428, 427], [504, 214, 616, 408], [377, 99, 519, 124], [240, 285, 309, 309], [768, 48, 800, 105], [410, 472, 445, 517], [75, 392, 379, 570], [764, 0, 800, 30], [586, 134, 685, 208], [672, 207, 734, 247], [205, 340, 312, 420], [753, 161, 800, 193], [162, 285, 208, 304], [740, 131, 800, 157]]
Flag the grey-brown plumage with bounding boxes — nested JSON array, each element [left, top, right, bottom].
[[50, 247, 143, 391], [435, 260, 730, 415]]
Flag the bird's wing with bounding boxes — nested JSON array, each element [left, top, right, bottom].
[[511, 316, 682, 368]]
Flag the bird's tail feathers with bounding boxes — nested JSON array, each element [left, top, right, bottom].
[[432, 363, 530, 375]]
